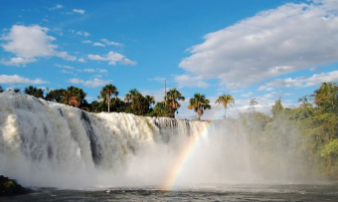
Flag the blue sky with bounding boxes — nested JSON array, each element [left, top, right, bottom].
[[1, 0, 338, 119]]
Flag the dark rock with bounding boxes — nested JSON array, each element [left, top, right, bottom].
[[0, 175, 32, 196]]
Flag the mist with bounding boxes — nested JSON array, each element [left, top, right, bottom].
[[0, 92, 319, 189]]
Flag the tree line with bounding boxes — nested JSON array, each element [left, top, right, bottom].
[[0, 84, 234, 119], [231, 82, 338, 179]]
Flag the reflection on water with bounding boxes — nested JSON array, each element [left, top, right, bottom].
[[2, 184, 338, 202]]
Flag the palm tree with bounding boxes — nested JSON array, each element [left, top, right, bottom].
[[65, 86, 86, 107], [188, 93, 211, 120], [145, 95, 155, 107], [165, 88, 185, 118], [99, 84, 118, 112], [14, 88, 20, 93], [124, 88, 139, 103], [24, 85, 44, 98], [215, 94, 235, 118]]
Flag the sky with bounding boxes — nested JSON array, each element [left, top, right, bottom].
[[1, 0, 338, 120]]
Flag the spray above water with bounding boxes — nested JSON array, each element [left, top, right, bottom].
[[0, 93, 312, 189]]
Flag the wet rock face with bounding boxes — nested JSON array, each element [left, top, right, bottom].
[[0, 175, 32, 196]]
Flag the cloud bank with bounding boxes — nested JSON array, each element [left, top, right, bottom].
[[1, 25, 76, 66], [179, 1, 338, 88]]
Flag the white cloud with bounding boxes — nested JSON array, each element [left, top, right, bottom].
[[0, 74, 47, 84], [49, 4, 63, 11], [55, 64, 74, 70], [93, 42, 105, 47], [240, 92, 253, 98], [101, 39, 123, 46], [1, 57, 36, 66], [258, 85, 274, 91], [84, 68, 95, 72], [60, 70, 76, 75], [82, 40, 92, 44], [69, 78, 110, 87], [88, 51, 136, 66], [148, 77, 166, 82], [73, 9, 85, 14], [175, 74, 210, 88], [99, 69, 107, 73], [261, 70, 338, 89], [78, 58, 86, 63], [76, 31, 90, 37], [1, 25, 76, 66], [179, 1, 338, 88]]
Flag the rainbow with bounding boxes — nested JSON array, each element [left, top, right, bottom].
[[162, 110, 223, 191]]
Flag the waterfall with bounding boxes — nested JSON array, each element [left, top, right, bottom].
[[0, 92, 208, 188], [0, 92, 306, 189]]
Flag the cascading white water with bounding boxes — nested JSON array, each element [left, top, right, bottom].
[[0, 92, 306, 189], [0, 93, 208, 188]]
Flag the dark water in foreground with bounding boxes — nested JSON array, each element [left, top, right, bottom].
[[2, 184, 338, 202]]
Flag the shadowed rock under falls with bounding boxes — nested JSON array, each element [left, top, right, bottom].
[[80, 111, 103, 166]]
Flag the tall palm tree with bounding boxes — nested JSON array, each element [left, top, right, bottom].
[[188, 93, 211, 120], [100, 84, 118, 112], [124, 88, 139, 103], [24, 85, 44, 98], [165, 88, 185, 117], [215, 94, 235, 118], [145, 95, 155, 107]]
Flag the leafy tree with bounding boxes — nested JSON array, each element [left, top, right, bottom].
[[215, 94, 235, 118], [271, 97, 284, 117], [153, 101, 172, 117], [24, 86, 44, 98], [99, 84, 118, 112], [188, 93, 211, 120], [249, 98, 258, 111], [130, 93, 145, 115], [313, 82, 338, 115], [165, 88, 185, 118]]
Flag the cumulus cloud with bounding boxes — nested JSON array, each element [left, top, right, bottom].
[[175, 75, 210, 88], [1, 25, 76, 66], [88, 51, 136, 65], [101, 39, 123, 46], [93, 42, 105, 47], [259, 70, 338, 90], [69, 78, 110, 87], [0, 74, 47, 84], [179, 1, 338, 88], [73, 9, 85, 14]]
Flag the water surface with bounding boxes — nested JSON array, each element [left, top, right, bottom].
[[2, 184, 338, 202]]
